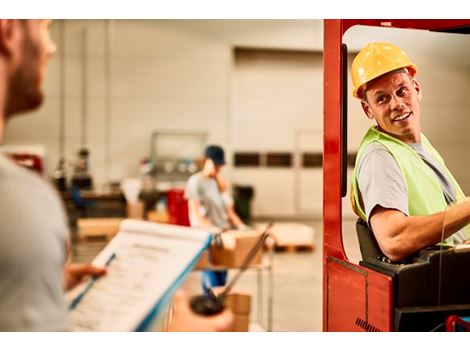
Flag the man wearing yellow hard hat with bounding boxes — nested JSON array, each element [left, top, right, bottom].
[[350, 42, 470, 262]]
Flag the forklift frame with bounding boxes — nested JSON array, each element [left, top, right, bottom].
[[322, 19, 470, 332]]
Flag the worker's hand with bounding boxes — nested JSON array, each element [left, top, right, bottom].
[[237, 223, 250, 231], [64, 263, 106, 291], [215, 174, 228, 192], [202, 159, 216, 177], [167, 290, 234, 332]]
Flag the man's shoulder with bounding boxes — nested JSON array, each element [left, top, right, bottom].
[[0, 155, 44, 189], [359, 141, 393, 166], [187, 171, 203, 183], [362, 140, 389, 154], [357, 141, 402, 179], [0, 155, 64, 213], [186, 172, 206, 192]]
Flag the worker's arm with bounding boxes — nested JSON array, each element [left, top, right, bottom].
[[167, 290, 233, 332], [214, 174, 228, 193], [226, 205, 246, 230], [221, 190, 247, 230], [370, 199, 470, 261], [203, 159, 228, 193], [187, 198, 220, 231]]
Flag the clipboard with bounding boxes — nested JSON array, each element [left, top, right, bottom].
[[66, 219, 212, 331]]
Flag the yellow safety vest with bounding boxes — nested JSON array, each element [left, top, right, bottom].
[[351, 127, 470, 244]]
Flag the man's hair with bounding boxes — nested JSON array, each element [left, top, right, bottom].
[[359, 67, 412, 103]]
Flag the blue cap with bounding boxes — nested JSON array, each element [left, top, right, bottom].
[[204, 145, 225, 165]]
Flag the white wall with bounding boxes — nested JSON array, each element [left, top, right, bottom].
[[230, 49, 322, 216]]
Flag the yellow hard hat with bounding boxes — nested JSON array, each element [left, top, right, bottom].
[[351, 42, 417, 99]]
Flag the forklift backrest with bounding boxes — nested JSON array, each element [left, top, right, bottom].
[[356, 218, 385, 260]]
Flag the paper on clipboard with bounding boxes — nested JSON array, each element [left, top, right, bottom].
[[66, 219, 211, 331]]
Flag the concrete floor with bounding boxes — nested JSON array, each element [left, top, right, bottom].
[[71, 218, 361, 332]]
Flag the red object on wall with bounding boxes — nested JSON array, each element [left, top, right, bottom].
[[166, 188, 190, 226], [7, 153, 43, 175]]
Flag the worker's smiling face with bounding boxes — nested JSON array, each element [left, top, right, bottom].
[[361, 71, 422, 144]]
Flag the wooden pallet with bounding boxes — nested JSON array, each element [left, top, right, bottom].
[[274, 243, 315, 252], [77, 217, 123, 240], [255, 222, 315, 253]]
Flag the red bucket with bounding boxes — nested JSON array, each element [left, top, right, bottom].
[[166, 188, 190, 226]]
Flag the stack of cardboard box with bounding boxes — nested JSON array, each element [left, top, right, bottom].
[[194, 229, 262, 269], [213, 288, 251, 332]]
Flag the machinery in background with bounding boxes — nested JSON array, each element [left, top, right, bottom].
[[137, 158, 161, 216], [323, 19, 470, 332], [150, 130, 207, 190], [53, 157, 68, 191], [71, 148, 93, 190]]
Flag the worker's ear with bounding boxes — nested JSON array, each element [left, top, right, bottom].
[[0, 20, 20, 57], [361, 100, 375, 120], [413, 79, 422, 101]]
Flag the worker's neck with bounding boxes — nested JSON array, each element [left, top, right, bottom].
[[377, 126, 421, 144]]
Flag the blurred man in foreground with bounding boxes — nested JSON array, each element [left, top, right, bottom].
[[0, 19, 232, 331]]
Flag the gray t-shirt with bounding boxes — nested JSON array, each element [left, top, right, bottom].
[[0, 154, 69, 331], [184, 172, 233, 230], [357, 141, 467, 243]]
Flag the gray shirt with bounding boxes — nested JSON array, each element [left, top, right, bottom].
[[357, 141, 467, 243], [0, 154, 69, 331], [184, 172, 233, 230]]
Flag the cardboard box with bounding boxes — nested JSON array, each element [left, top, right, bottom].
[[147, 210, 169, 223], [210, 230, 262, 268], [212, 288, 251, 315], [194, 250, 210, 269], [77, 217, 124, 239], [232, 313, 250, 332], [212, 288, 251, 331], [226, 293, 251, 315], [193, 230, 262, 269], [126, 201, 145, 219]]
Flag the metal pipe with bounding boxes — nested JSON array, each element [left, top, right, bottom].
[[59, 20, 66, 160], [104, 20, 113, 184], [81, 27, 88, 149]]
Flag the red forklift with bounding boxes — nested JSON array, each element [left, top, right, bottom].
[[323, 19, 470, 332]]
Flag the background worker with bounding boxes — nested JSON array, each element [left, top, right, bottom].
[[185, 145, 248, 291], [350, 42, 470, 262], [0, 19, 232, 331]]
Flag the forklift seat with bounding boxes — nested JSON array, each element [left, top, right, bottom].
[[356, 218, 385, 260]]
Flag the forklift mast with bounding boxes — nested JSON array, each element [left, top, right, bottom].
[[323, 19, 470, 332]]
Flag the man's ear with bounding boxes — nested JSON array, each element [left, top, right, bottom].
[[0, 20, 19, 57], [413, 79, 422, 101], [361, 100, 374, 120]]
